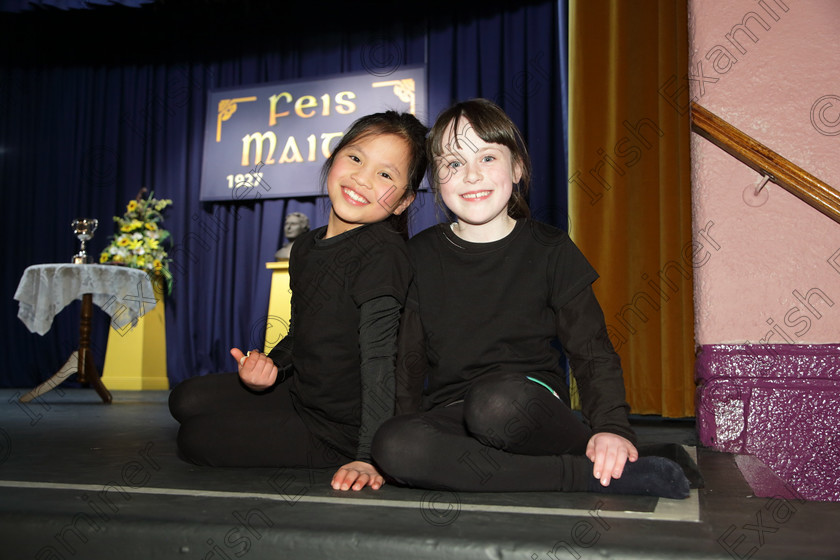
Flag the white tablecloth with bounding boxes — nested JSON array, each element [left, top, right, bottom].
[[14, 264, 158, 336]]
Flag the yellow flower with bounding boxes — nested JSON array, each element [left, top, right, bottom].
[[106, 194, 173, 295], [119, 219, 143, 232]]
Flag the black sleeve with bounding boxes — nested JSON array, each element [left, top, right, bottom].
[[394, 291, 426, 416], [555, 284, 636, 444], [350, 226, 411, 308], [266, 302, 295, 385], [355, 295, 402, 463]]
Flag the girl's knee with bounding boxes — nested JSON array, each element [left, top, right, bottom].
[[169, 373, 240, 421], [372, 416, 410, 463], [464, 373, 560, 450], [175, 420, 214, 465], [465, 372, 530, 408], [168, 379, 196, 421], [371, 415, 431, 479], [464, 373, 529, 428]]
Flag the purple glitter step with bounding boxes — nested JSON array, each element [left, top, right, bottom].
[[695, 344, 840, 501]]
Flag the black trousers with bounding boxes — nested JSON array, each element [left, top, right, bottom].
[[169, 372, 351, 468], [371, 372, 597, 492]]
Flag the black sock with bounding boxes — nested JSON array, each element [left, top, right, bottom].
[[637, 443, 705, 489], [586, 456, 690, 499]]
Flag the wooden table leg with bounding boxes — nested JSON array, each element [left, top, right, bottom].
[[18, 352, 78, 403], [76, 293, 112, 404], [19, 293, 112, 404]]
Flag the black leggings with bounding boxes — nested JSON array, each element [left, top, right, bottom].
[[371, 372, 596, 492], [169, 373, 351, 468]]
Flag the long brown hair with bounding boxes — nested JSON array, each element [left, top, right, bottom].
[[427, 98, 531, 219]]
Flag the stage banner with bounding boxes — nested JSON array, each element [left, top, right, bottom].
[[200, 65, 427, 202]]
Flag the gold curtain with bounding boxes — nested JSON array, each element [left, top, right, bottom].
[[569, 0, 694, 417]]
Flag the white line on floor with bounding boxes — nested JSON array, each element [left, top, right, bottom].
[[0, 479, 700, 523]]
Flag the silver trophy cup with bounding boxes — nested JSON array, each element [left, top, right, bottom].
[[71, 218, 98, 264]]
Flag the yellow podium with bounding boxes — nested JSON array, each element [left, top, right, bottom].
[[102, 280, 168, 390], [264, 261, 292, 353]]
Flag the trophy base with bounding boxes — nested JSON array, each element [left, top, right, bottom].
[[73, 254, 90, 264]]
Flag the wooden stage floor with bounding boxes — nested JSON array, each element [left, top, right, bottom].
[[0, 389, 837, 559]]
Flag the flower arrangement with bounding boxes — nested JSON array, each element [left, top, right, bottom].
[[100, 189, 174, 294]]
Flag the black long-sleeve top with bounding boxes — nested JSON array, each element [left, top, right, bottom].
[[395, 219, 635, 443], [267, 222, 409, 461]]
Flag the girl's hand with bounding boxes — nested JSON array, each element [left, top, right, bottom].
[[331, 461, 385, 491], [586, 432, 639, 487], [230, 348, 277, 391]]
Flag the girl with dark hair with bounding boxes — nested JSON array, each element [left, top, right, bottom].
[[170, 110, 427, 492], [372, 99, 691, 498]]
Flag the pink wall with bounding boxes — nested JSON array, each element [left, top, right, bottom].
[[689, 0, 840, 345]]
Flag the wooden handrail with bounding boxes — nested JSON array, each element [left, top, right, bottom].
[[690, 102, 840, 225]]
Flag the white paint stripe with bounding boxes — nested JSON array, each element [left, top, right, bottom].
[[0, 480, 700, 523], [651, 489, 700, 522]]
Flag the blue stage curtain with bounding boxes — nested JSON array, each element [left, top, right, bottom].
[[0, 0, 568, 388], [0, 0, 153, 12]]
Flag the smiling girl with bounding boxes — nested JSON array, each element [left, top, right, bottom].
[[372, 99, 691, 498], [170, 111, 427, 492]]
